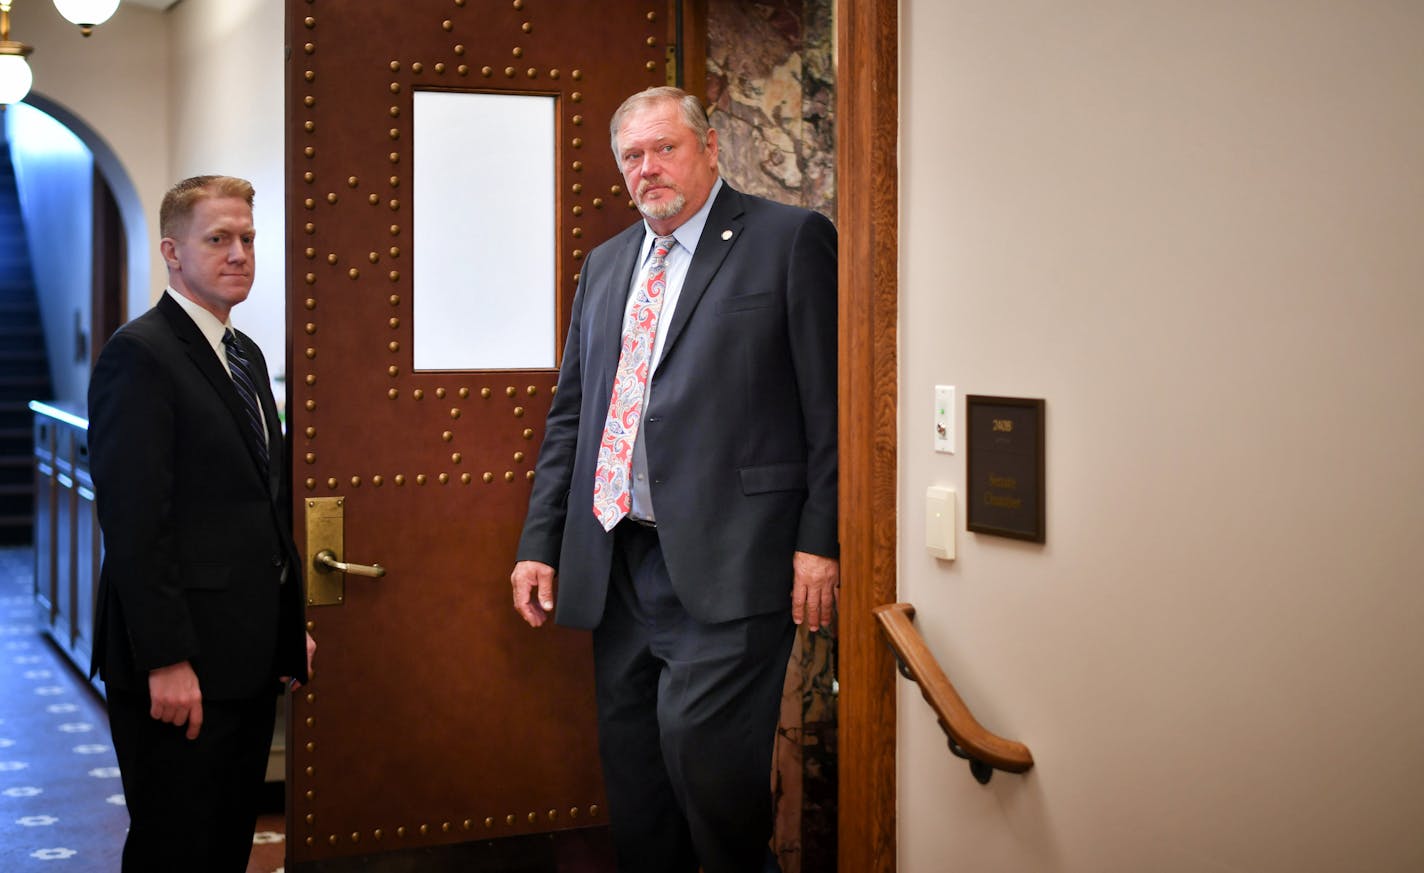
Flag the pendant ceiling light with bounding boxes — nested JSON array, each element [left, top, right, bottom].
[[0, 1, 35, 106], [0, 0, 118, 106], [53, 0, 119, 36]]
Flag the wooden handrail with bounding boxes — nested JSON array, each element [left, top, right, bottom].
[[873, 602, 1034, 782]]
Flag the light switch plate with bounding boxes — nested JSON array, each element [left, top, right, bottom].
[[934, 385, 955, 453]]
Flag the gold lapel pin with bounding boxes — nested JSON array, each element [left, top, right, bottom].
[[721, 229, 733, 241]]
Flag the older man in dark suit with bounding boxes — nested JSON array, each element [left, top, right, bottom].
[[88, 175, 312, 872], [512, 87, 838, 873]]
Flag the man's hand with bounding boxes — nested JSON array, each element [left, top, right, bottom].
[[148, 661, 203, 740], [282, 632, 318, 690], [791, 551, 840, 632], [511, 560, 556, 627]]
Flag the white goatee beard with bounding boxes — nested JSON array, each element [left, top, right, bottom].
[[638, 192, 686, 221]]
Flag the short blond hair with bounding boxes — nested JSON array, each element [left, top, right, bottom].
[[159, 175, 255, 238]]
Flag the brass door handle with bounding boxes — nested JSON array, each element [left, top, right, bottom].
[[314, 549, 386, 578]]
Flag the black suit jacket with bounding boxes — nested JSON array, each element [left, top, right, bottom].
[[517, 183, 838, 627], [88, 292, 307, 700]]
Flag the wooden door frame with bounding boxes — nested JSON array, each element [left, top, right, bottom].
[[836, 1, 898, 872]]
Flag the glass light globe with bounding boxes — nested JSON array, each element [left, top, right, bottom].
[[0, 52, 33, 104], [53, 0, 121, 33]]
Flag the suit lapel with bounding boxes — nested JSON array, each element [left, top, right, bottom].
[[156, 294, 273, 489], [657, 185, 744, 367]]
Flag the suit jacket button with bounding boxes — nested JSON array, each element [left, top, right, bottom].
[[272, 555, 284, 567]]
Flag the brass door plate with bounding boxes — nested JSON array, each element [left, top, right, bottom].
[[305, 496, 346, 606]]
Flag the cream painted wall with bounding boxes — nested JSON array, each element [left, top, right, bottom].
[[167, 0, 286, 378], [12, 0, 168, 329], [899, 2, 1423, 871], [12, 0, 284, 389]]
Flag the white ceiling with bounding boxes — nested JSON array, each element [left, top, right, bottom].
[[125, 0, 179, 10]]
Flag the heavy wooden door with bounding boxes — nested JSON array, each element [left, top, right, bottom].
[[283, 1, 669, 866]]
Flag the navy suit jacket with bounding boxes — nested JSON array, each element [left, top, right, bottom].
[[88, 292, 307, 700], [517, 183, 838, 628]]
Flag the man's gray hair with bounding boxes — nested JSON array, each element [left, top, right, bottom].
[[608, 86, 711, 162]]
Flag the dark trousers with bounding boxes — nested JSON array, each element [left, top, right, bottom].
[[592, 521, 795, 873], [107, 687, 277, 873]]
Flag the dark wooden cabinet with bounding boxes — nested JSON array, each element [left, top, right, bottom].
[[31, 401, 101, 688]]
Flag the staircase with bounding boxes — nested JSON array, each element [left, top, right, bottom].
[[0, 140, 52, 545]]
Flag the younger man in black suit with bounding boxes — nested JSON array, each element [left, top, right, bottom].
[[89, 175, 313, 872]]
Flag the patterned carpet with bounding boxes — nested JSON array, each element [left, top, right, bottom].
[[0, 546, 286, 872]]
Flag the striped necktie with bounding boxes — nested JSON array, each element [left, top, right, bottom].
[[592, 235, 676, 531], [223, 328, 270, 473]]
